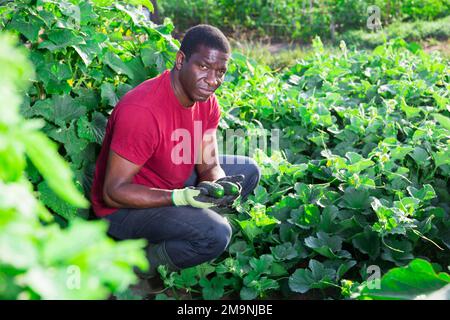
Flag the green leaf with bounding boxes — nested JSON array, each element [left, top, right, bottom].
[[433, 148, 450, 167], [23, 99, 55, 122], [270, 262, 289, 277], [237, 219, 263, 243], [37, 181, 80, 220], [200, 276, 226, 300], [117, 83, 134, 99], [249, 204, 280, 227], [195, 263, 216, 278], [38, 29, 85, 51], [240, 286, 258, 300], [347, 159, 375, 173], [390, 146, 414, 160], [53, 95, 87, 127], [410, 147, 429, 166], [125, 57, 148, 86], [77, 112, 107, 144], [352, 227, 380, 259], [173, 267, 198, 288], [432, 113, 450, 131], [46, 121, 89, 168], [289, 204, 320, 229], [101, 82, 119, 107], [73, 39, 102, 66], [341, 187, 371, 210], [0, 140, 26, 182], [345, 152, 363, 164], [381, 239, 414, 266], [318, 205, 339, 232], [103, 52, 135, 78], [400, 98, 422, 119], [258, 277, 279, 292], [249, 255, 274, 275], [8, 15, 44, 42], [20, 131, 88, 208], [270, 243, 298, 261], [407, 184, 437, 202], [73, 88, 101, 111], [304, 232, 351, 259], [228, 240, 249, 255], [127, 0, 154, 11], [357, 259, 450, 300], [337, 260, 357, 279], [289, 259, 336, 293]]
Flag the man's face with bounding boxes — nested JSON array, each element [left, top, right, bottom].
[[178, 44, 229, 102]]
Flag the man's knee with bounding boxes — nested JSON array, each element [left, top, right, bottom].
[[195, 209, 232, 257], [246, 158, 261, 186], [240, 158, 261, 199], [210, 218, 233, 253]]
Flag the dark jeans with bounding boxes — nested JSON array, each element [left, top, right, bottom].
[[104, 155, 261, 276]]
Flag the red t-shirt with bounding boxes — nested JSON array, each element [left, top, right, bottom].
[[90, 70, 221, 217]]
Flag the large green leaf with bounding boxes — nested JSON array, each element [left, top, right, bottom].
[[200, 276, 226, 300], [433, 148, 450, 167], [47, 121, 89, 168], [352, 227, 380, 259], [357, 259, 450, 300], [53, 95, 87, 127], [432, 113, 450, 131], [270, 242, 298, 261], [77, 112, 107, 144], [407, 184, 436, 202], [288, 204, 320, 229], [305, 232, 351, 259], [37, 181, 80, 221], [103, 52, 135, 79], [27, 95, 86, 127], [20, 131, 88, 208], [8, 14, 44, 42], [72, 39, 102, 66], [100, 82, 119, 107], [38, 29, 85, 51], [289, 259, 336, 293]]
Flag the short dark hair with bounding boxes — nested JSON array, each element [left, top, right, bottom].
[[180, 24, 230, 61]]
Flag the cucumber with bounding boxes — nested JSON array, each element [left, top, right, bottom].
[[198, 182, 225, 198], [219, 181, 240, 195]]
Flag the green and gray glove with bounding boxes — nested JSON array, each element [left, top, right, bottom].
[[172, 182, 227, 209], [172, 175, 245, 209]]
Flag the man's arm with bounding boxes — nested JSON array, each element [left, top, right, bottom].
[[196, 129, 226, 183], [103, 150, 173, 208]]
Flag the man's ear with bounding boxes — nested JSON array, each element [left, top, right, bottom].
[[175, 50, 186, 70]]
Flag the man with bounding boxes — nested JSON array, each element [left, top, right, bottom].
[[90, 25, 261, 288]]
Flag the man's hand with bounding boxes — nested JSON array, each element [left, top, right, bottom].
[[213, 174, 245, 207], [172, 185, 229, 209], [172, 175, 245, 209]]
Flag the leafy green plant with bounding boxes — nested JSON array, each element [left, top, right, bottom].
[[159, 0, 450, 42], [340, 15, 450, 49], [346, 258, 450, 299], [163, 37, 449, 300], [1, 0, 179, 220], [0, 32, 148, 299]]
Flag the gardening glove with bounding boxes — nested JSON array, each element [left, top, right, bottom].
[[172, 183, 227, 209], [213, 174, 245, 207]]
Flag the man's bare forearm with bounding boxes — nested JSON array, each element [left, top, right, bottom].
[[104, 183, 173, 209], [197, 165, 226, 183]]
